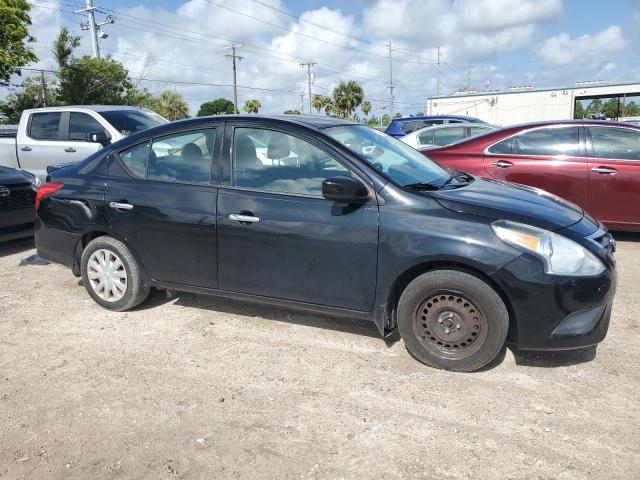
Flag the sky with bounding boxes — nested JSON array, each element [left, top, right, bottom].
[[10, 0, 640, 117]]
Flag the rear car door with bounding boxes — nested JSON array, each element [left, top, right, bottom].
[[483, 125, 588, 207], [584, 125, 640, 229], [106, 126, 221, 288], [216, 124, 379, 311]]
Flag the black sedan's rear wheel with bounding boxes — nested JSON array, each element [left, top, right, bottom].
[[397, 270, 508, 372]]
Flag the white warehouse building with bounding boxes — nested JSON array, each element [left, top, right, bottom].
[[426, 81, 640, 126]]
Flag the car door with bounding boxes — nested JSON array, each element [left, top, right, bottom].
[[16, 111, 66, 179], [106, 126, 221, 288], [216, 124, 379, 311], [483, 125, 588, 207], [584, 125, 640, 229], [63, 112, 108, 162]]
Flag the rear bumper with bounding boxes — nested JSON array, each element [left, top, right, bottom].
[[492, 254, 616, 351], [34, 219, 79, 269]]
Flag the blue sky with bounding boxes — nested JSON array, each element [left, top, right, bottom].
[[12, 0, 640, 116]]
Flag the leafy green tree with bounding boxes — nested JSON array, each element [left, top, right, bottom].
[[312, 94, 324, 114], [284, 109, 301, 114], [197, 98, 235, 116], [332, 80, 364, 118], [381, 113, 390, 126], [0, 75, 60, 123], [602, 98, 621, 119], [0, 0, 38, 86], [149, 90, 189, 120], [394, 112, 402, 118], [414, 111, 425, 116], [54, 27, 133, 105], [323, 97, 333, 116], [586, 98, 603, 117], [574, 101, 586, 119], [243, 99, 261, 114], [361, 100, 371, 121], [624, 101, 640, 117]]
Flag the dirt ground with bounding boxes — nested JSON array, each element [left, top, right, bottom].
[[1, 234, 639, 480]]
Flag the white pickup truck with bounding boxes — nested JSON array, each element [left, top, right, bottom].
[[0, 105, 167, 179]]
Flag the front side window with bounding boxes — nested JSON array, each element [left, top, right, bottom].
[[118, 129, 216, 184], [326, 125, 450, 187], [590, 127, 640, 160], [233, 128, 349, 196], [69, 112, 106, 141], [29, 112, 62, 140], [433, 127, 466, 146], [489, 127, 580, 156], [99, 109, 167, 136]]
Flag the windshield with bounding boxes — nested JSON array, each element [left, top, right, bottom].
[[99, 109, 168, 136], [325, 125, 451, 187]]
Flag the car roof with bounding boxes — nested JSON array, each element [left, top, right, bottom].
[[502, 119, 640, 130], [145, 114, 356, 131], [410, 123, 496, 135]]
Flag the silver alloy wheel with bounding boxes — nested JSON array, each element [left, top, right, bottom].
[[86, 248, 128, 302]]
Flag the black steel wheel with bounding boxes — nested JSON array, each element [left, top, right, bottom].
[[397, 270, 508, 372]]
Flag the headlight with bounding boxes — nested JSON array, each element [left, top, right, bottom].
[[31, 176, 42, 189], [492, 220, 605, 276]]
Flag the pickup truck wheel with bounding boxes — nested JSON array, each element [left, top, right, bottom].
[[81, 236, 150, 312], [397, 270, 508, 372]]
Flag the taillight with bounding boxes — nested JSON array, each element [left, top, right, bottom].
[[35, 182, 64, 210]]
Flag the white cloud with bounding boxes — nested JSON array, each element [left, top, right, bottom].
[[537, 25, 625, 68], [455, 0, 562, 31]]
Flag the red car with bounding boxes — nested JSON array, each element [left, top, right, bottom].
[[421, 120, 640, 231]]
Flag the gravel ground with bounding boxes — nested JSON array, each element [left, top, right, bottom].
[[1, 234, 639, 480]]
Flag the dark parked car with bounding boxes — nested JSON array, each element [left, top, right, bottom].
[[0, 166, 39, 241], [422, 120, 640, 231], [385, 115, 487, 138], [35, 115, 616, 371]]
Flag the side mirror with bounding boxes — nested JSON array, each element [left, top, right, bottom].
[[322, 176, 369, 204], [86, 131, 111, 146]]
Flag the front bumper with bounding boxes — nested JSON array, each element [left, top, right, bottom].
[[0, 206, 35, 241], [491, 253, 616, 351]]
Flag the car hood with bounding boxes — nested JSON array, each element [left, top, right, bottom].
[[428, 177, 584, 231], [0, 166, 34, 185]]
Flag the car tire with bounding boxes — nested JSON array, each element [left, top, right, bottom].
[[397, 269, 508, 372], [81, 236, 150, 312]]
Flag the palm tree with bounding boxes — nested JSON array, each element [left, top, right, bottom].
[[323, 97, 333, 116], [361, 100, 371, 122], [154, 89, 189, 120], [243, 99, 261, 114], [312, 94, 324, 115], [332, 80, 364, 119]]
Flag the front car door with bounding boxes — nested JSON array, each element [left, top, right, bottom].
[[584, 125, 640, 230], [106, 126, 221, 288], [216, 123, 379, 311], [483, 125, 588, 207], [64, 111, 109, 162]]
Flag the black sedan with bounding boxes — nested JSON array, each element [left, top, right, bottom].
[[0, 166, 40, 241], [34, 115, 616, 371]]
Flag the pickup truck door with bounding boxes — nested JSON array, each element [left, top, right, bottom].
[[17, 111, 103, 179]]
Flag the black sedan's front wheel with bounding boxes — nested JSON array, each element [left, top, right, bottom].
[[397, 270, 508, 372]]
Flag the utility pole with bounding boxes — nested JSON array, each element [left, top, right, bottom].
[[388, 41, 394, 118], [467, 67, 471, 91], [40, 70, 47, 107], [226, 46, 243, 114], [76, 0, 114, 59], [436, 47, 441, 96], [300, 61, 316, 114], [299, 93, 305, 114]]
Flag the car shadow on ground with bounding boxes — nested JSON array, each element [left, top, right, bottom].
[[0, 237, 34, 258], [611, 231, 640, 242], [138, 288, 384, 339], [510, 345, 597, 368]]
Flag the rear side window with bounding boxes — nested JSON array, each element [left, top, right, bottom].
[[69, 112, 105, 141], [469, 126, 491, 137], [400, 121, 417, 134], [417, 130, 434, 146], [589, 127, 640, 160], [433, 127, 466, 146], [29, 112, 62, 140], [416, 120, 438, 129], [489, 127, 580, 156], [118, 129, 216, 184]]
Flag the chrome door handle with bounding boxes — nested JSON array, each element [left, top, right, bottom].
[[491, 160, 514, 168], [228, 213, 260, 223], [109, 201, 133, 211], [590, 167, 617, 175], [64, 147, 76, 153], [21, 146, 32, 152]]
